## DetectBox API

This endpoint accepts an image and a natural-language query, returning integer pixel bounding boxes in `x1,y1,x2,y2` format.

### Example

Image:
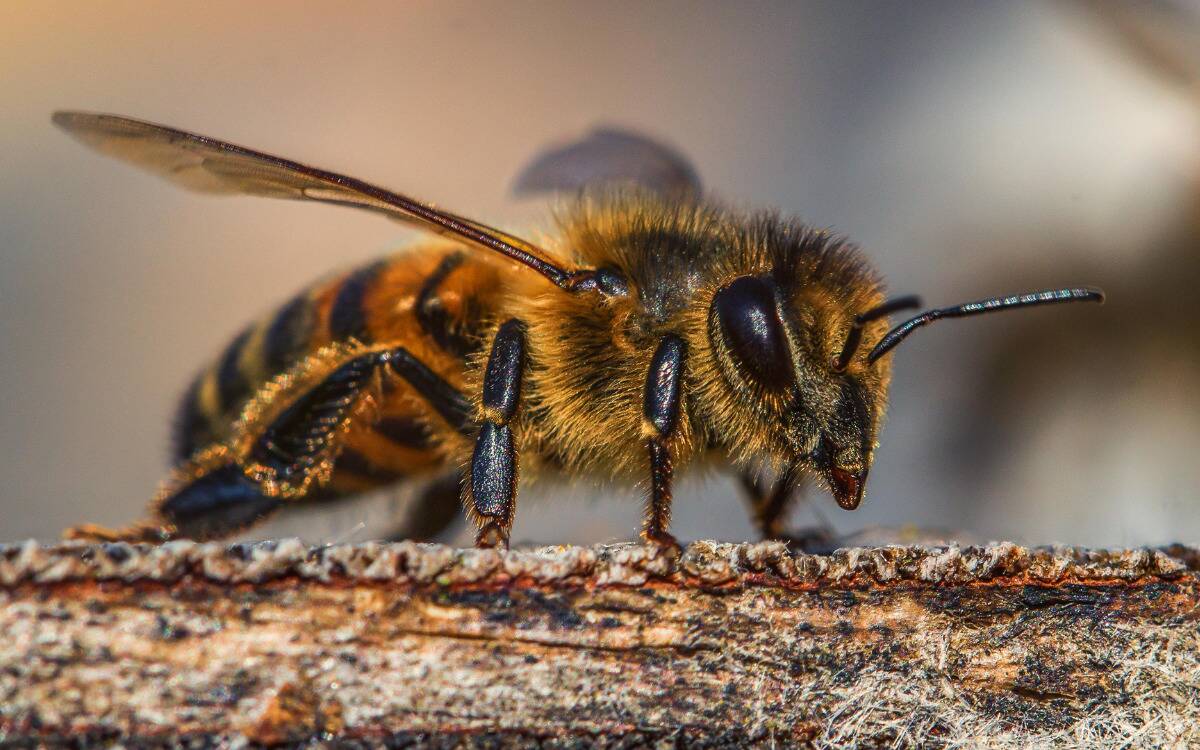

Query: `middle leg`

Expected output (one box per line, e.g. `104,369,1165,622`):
468,319,527,548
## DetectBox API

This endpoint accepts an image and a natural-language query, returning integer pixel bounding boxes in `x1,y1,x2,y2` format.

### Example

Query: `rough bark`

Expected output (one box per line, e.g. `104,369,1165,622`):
1,539,1197,748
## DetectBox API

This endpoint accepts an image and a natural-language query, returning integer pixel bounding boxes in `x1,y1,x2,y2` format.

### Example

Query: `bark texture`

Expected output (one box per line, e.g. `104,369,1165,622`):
1,539,1198,748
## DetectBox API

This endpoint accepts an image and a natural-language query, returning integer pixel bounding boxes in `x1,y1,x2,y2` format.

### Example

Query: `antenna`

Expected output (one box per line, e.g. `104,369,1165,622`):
867,287,1105,364
833,296,923,371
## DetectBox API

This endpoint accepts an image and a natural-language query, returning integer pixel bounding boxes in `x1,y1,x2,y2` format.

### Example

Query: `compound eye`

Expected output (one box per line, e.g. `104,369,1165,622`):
711,276,795,391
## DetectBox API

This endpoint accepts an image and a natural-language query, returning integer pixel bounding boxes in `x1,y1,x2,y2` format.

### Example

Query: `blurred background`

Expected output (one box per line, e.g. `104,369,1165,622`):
1,1,1197,547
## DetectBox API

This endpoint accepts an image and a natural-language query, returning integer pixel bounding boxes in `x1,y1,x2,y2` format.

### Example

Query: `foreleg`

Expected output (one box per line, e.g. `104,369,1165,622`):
738,466,798,540
737,467,838,551
641,335,687,549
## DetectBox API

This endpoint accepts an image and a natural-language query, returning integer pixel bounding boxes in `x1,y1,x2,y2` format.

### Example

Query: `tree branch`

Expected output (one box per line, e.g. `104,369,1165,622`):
1,539,1197,748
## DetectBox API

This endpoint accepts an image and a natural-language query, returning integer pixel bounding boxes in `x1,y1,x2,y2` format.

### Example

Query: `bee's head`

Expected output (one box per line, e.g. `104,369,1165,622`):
702,256,1102,511
706,273,904,510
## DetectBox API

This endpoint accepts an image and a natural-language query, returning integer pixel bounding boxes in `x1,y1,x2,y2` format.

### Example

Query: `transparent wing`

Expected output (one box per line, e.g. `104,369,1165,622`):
53,111,574,287
512,126,701,199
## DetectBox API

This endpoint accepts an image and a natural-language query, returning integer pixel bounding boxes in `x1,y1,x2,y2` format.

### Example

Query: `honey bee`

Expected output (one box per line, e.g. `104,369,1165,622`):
55,112,1104,549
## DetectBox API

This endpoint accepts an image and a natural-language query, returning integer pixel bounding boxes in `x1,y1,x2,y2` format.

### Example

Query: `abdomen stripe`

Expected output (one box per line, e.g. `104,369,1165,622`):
264,292,315,373
416,251,473,356
329,261,386,342
214,327,253,415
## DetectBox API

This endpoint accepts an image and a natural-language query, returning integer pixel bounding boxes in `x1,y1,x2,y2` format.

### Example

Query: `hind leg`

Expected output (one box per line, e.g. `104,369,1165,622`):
68,448,286,543
66,349,386,543
67,346,471,542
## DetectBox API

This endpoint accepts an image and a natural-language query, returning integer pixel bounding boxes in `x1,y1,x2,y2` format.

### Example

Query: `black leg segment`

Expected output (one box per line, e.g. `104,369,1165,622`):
646,438,675,544
643,336,686,436
482,319,526,422
387,349,474,434
470,319,527,547
160,345,470,541
471,422,516,518
251,345,472,485
250,350,386,482
642,335,687,548
159,463,283,540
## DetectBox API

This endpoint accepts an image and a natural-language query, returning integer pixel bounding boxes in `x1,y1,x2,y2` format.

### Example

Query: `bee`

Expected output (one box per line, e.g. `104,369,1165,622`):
55,112,1103,549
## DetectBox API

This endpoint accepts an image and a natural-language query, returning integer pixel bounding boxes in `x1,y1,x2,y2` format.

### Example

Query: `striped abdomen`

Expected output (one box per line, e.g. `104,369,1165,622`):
173,243,505,494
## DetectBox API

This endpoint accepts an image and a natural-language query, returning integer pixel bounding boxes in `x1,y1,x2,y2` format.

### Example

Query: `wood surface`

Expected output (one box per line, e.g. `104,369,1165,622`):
1,539,1197,748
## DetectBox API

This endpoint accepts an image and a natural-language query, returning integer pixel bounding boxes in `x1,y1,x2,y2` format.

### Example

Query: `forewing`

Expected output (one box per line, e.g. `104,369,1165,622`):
54,112,376,202
52,111,571,286
512,126,701,199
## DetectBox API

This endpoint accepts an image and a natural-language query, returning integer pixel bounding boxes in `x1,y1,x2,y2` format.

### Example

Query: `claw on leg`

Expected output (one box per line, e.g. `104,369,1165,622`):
474,521,511,550
642,527,683,557
774,527,841,555
469,319,526,552
63,521,174,544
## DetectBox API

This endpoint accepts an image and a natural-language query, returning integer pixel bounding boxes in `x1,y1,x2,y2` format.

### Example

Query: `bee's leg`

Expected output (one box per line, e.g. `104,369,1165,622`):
168,346,471,540
64,521,177,544
737,471,769,508
65,442,287,543
469,319,527,549
384,472,464,543
66,445,291,544
737,468,839,552
151,461,285,541
68,346,471,543
737,467,798,539
642,335,687,551
158,349,397,540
